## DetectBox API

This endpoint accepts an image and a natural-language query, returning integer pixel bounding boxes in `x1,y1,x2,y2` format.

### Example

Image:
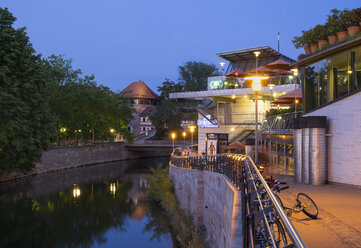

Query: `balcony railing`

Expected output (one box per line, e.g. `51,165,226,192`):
208,75,296,90
261,112,302,134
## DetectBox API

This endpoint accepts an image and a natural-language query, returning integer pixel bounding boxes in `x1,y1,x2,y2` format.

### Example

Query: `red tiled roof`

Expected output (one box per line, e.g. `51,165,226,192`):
139,105,156,117
121,81,160,99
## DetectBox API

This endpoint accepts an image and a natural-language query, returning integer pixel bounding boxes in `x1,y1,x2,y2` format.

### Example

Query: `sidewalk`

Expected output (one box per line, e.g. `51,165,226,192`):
269,172,361,248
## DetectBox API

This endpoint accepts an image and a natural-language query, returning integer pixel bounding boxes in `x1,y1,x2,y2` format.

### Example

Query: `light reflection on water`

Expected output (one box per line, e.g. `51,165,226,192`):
0,157,173,248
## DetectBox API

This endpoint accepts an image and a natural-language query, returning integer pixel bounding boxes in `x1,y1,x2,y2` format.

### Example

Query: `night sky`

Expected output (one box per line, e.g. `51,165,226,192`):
3,0,361,93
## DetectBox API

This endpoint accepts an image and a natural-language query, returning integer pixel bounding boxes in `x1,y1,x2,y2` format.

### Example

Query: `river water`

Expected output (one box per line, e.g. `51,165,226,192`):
0,157,173,248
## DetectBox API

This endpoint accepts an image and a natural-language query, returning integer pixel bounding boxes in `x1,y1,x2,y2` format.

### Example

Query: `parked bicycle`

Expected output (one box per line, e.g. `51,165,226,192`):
266,176,319,219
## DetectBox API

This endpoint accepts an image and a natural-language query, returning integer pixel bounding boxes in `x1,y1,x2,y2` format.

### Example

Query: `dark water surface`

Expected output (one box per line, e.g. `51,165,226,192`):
0,157,173,248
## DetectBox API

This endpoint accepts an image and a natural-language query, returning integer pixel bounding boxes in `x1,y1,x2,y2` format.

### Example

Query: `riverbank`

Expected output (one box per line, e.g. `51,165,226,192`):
0,142,171,183
145,166,204,248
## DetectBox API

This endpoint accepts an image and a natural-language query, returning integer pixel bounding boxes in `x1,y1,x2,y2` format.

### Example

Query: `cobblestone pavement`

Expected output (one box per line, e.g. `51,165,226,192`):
268,173,361,248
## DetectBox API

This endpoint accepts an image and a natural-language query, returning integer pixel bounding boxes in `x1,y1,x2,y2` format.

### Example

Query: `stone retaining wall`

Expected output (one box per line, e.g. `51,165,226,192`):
0,142,170,182
169,165,243,248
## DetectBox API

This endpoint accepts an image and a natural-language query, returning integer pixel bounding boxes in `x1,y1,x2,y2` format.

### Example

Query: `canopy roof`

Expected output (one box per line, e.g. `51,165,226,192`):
225,141,245,150
225,69,247,77
217,46,295,63
122,81,160,99
265,59,291,70
276,89,302,100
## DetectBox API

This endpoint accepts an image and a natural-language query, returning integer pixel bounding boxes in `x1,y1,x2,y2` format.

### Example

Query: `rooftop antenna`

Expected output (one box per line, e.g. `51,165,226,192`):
278,32,280,52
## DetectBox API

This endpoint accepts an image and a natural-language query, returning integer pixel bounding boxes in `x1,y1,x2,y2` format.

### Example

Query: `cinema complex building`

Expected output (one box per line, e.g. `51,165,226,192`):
170,37,361,187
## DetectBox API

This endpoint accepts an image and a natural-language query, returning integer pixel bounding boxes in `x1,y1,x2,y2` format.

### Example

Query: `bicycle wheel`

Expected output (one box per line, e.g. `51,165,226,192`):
296,193,318,219
270,218,288,248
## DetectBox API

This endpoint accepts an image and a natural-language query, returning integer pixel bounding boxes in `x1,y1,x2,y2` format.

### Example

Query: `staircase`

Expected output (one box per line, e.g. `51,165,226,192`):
229,128,254,144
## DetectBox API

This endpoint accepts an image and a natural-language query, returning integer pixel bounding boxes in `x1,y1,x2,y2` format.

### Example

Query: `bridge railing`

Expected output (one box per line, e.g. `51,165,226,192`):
169,153,306,248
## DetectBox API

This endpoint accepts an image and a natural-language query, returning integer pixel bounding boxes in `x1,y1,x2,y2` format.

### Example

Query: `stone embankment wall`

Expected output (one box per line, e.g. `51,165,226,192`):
0,142,170,182
169,165,243,248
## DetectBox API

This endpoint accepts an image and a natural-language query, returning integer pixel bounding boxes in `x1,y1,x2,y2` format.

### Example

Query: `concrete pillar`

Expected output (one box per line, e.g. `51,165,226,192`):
309,128,326,185
302,128,310,184
283,141,287,174
294,129,302,183
245,145,253,158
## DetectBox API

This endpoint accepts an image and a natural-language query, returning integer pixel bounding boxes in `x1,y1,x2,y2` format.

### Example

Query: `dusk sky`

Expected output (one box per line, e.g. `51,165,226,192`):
3,0,361,93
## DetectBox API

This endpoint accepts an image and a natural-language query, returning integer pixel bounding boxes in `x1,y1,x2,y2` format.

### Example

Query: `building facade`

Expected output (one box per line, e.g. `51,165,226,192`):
292,37,361,186
121,81,160,137
170,46,298,158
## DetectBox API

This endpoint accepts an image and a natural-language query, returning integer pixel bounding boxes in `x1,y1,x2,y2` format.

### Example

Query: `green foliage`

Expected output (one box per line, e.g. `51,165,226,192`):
0,8,56,173
341,8,360,27
157,78,183,99
145,165,204,248
178,61,219,91
265,103,302,118
292,29,313,48
327,9,347,33
311,24,328,42
44,55,134,144
149,100,182,139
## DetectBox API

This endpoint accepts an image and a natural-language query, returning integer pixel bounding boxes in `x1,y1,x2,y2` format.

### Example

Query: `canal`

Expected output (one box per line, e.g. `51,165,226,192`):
0,157,173,248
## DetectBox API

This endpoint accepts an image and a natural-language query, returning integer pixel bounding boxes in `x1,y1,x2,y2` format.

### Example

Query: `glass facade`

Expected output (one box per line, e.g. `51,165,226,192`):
304,44,361,112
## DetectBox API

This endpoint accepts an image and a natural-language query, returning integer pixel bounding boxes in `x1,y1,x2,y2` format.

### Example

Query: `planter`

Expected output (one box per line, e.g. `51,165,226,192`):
347,26,361,36
328,35,338,44
337,31,348,41
304,45,311,55
310,43,319,53
318,40,328,50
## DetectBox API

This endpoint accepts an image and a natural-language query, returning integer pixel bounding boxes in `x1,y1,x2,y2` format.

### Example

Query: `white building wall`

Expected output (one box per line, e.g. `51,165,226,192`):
197,96,271,154
304,91,361,186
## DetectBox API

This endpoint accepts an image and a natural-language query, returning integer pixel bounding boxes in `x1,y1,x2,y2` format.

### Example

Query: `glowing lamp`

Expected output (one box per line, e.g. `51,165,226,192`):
182,131,186,137
171,132,176,139
291,68,299,76
244,76,268,92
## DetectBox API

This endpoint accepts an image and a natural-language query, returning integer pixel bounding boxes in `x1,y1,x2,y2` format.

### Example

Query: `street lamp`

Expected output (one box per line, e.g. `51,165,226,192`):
291,68,299,117
171,132,176,150
182,131,186,144
189,126,195,145
220,62,225,74
244,75,269,164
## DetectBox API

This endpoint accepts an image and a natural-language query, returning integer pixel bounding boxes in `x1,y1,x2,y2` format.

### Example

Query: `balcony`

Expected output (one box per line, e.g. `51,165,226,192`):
207,75,296,90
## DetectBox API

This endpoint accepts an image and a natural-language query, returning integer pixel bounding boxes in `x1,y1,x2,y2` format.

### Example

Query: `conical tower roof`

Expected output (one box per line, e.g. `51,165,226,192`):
121,81,159,99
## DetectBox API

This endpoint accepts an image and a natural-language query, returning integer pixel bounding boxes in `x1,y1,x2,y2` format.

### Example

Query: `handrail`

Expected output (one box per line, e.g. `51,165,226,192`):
169,152,306,248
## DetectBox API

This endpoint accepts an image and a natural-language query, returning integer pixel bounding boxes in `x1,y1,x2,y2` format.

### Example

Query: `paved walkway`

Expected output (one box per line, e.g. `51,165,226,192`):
266,172,361,248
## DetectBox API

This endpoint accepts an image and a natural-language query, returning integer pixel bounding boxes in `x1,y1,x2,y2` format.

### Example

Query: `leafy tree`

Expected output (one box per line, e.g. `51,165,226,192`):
43,55,134,144
178,61,219,91
0,8,56,173
149,100,182,138
157,78,183,99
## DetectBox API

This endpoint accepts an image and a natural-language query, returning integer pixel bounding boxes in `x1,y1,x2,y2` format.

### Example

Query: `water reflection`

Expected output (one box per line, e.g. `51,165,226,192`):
0,158,172,248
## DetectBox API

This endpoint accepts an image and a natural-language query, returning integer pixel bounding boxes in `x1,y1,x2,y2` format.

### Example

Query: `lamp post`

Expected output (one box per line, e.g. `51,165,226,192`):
171,132,176,150
245,74,268,164
220,62,225,74
182,131,186,144
268,83,275,107
189,126,195,145
291,69,299,117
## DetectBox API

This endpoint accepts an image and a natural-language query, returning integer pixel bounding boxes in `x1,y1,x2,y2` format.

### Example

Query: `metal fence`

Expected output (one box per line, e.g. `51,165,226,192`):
170,153,306,248
261,112,302,135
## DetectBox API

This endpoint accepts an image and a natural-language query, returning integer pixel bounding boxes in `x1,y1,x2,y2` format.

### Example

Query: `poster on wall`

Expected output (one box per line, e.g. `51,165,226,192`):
217,134,229,153
206,133,218,155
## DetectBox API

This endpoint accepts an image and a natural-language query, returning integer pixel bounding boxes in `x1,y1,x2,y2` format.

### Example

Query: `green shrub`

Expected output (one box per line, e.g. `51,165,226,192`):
145,165,204,248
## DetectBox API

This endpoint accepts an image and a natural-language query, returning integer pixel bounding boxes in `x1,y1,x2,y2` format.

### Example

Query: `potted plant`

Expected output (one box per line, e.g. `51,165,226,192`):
353,8,361,27
327,9,348,41
292,29,312,55
312,24,329,50
325,19,338,44
341,9,361,36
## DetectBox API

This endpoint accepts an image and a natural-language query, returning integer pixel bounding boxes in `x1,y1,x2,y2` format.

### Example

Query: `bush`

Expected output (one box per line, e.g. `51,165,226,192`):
145,165,204,248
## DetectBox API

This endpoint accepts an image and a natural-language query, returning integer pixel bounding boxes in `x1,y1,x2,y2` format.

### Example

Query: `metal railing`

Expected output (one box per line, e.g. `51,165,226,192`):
261,112,302,135
169,152,306,248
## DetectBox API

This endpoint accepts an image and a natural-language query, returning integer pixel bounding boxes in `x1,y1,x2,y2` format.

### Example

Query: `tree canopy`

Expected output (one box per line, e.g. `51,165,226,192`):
178,61,219,91
0,8,55,173
44,55,134,144
0,8,134,173
149,100,182,139
157,78,183,99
